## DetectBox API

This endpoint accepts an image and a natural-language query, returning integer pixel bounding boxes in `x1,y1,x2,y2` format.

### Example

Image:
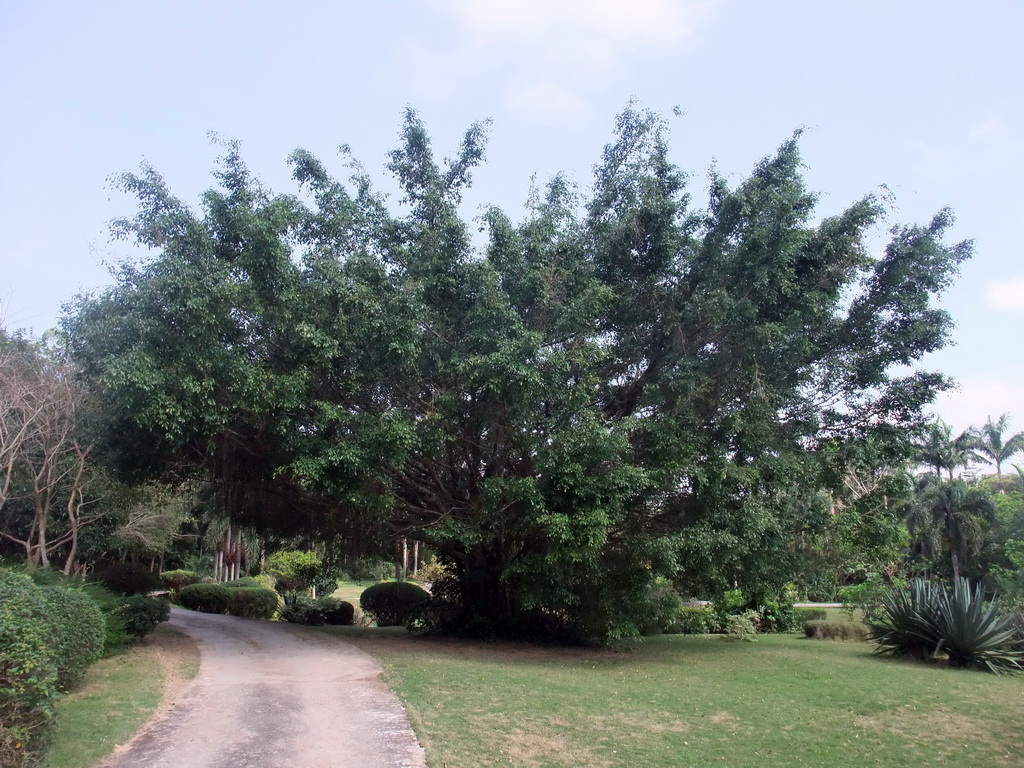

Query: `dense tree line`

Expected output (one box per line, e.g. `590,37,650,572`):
61,107,970,639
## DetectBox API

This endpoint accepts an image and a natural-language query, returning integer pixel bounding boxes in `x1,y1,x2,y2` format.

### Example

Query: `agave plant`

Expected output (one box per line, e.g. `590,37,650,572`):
868,578,1024,674
868,578,942,660
931,578,1024,674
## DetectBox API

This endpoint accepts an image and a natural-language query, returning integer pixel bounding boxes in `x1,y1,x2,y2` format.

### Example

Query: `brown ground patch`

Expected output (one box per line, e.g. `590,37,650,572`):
855,706,1020,767
145,626,200,712
496,728,612,768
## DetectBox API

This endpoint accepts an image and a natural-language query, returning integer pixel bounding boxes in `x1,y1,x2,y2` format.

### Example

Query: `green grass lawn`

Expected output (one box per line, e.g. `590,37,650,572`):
330,579,374,606
42,626,199,768
329,629,1024,768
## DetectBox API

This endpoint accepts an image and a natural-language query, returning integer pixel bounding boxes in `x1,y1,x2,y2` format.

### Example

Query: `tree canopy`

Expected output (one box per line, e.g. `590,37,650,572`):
63,107,971,640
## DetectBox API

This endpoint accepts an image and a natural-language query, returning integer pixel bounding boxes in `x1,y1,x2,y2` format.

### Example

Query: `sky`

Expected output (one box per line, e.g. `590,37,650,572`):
1,0,1021,440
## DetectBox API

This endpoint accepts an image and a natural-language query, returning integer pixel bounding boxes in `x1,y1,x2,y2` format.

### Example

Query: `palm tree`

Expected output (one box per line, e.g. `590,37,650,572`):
975,413,1024,477
915,418,980,480
905,475,995,581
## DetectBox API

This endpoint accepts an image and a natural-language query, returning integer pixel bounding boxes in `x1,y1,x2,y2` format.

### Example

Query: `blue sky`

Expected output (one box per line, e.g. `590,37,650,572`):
1,0,1021,439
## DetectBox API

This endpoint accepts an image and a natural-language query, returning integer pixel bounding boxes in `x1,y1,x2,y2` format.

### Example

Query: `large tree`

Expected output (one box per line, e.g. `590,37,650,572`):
65,108,970,640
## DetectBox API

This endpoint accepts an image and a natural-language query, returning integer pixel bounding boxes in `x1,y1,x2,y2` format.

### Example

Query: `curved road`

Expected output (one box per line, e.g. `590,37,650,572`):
103,607,427,768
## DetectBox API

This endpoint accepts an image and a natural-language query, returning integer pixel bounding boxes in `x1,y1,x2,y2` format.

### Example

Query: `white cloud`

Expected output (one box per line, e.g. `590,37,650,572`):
987,277,1024,312
414,0,721,118
507,82,592,122
442,0,714,55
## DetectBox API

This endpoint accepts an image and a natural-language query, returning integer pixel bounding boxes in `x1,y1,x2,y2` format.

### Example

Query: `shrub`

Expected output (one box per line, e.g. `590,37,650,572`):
160,569,199,592
80,582,131,653
118,595,170,638
40,586,105,690
756,598,799,633
804,620,869,641
95,562,160,596
267,550,322,594
178,583,231,614
280,596,355,626
360,581,431,627
0,569,58,766
638,578,684,635
840,573,901,623
414,557,449,587
797,607,829,622
226,587,280,620
869,577,1024,674
725,611,759,641
671,606,718,634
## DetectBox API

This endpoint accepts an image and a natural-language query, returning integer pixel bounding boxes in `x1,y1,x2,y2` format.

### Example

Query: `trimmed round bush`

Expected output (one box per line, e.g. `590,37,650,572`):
178,583,231,614
316,597,355,625
226,587,281,619
118,595,171,638
160,569,199,592
95,562,160,596
40,586,105,690
360,581,430,627
0,569,59,766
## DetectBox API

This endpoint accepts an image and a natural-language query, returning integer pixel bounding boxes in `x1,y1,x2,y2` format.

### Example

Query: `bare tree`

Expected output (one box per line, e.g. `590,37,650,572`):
0,334,100,571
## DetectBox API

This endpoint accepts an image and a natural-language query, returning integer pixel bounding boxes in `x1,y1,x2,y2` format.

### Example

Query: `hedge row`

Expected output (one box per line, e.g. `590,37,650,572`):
177,583,280,619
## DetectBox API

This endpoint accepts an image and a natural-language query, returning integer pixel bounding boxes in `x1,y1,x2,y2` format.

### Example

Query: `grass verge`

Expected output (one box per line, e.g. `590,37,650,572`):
42,626,199,768
329,629,1023,768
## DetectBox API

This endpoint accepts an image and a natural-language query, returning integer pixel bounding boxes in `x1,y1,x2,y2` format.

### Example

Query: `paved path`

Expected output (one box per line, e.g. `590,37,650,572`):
103,607,426,768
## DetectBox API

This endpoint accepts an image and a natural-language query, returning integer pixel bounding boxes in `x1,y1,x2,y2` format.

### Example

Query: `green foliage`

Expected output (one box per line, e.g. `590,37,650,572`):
360,582,431,627
279,596,355,626
177,582,231,614
638,578,684,635
903,477,995,581
266,550,323,594
725,611,759,641
0,569,59,765
803,620,869,641
869,578,1024,673
78,582,131,653
414,557,449,586
116,595,170,638
990,539,1024,607
225,587,280,619
839,573,902,623
159,569,199,591
221,576,262,588
65,107,971,642
39,586,105,690
797,607,829,622
671,606,718,634
337,558,394,584
755,597,800,633
94,562,160,596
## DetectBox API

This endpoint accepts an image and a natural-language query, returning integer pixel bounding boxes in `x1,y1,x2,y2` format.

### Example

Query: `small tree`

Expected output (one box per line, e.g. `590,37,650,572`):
905,476,995,581
0,333,101,572
976,414,1024,478
266,549,322,596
